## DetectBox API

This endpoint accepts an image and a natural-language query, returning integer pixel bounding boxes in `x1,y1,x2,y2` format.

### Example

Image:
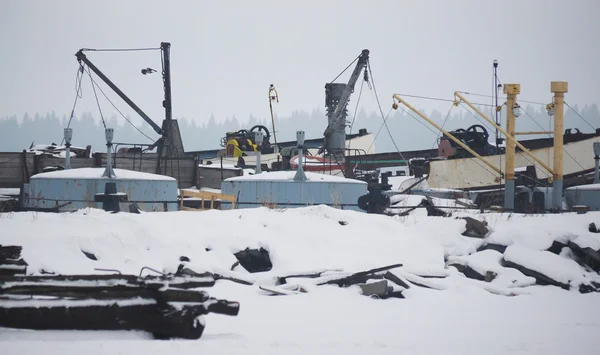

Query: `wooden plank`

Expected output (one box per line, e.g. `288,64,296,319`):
0,152,36,188
179,189,236,211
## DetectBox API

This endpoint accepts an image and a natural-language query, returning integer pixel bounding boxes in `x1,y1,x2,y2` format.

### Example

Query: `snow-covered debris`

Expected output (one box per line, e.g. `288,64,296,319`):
503,244,592,289
447,249,536,288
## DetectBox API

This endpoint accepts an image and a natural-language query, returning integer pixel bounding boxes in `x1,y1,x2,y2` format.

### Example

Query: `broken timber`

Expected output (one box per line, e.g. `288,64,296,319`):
0,273,240,339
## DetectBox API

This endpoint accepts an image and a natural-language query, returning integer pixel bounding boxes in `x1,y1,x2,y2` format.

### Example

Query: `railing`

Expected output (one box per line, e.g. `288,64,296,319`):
179,189,236,211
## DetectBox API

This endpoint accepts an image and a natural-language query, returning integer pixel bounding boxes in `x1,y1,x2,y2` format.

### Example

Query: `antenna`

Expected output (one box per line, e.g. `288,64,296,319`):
493,60,501,152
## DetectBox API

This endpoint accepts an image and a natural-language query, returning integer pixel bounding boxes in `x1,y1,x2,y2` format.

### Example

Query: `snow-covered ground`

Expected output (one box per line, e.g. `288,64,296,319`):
1,207,600,354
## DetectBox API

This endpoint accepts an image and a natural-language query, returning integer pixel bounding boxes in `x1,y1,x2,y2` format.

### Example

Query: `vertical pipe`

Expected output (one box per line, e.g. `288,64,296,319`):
65,145,71,170
594,157,599,184
256,151,262,174
594,142,600,184
103,128,115,178
64,128,73,170
493,60,500,152
551,82,568,211
503,84,520,212
294,131,307,181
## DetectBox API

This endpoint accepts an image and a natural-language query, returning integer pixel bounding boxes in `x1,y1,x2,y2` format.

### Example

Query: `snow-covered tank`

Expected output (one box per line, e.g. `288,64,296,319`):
220,131,368,211
23,128,178,212
24,168,178,212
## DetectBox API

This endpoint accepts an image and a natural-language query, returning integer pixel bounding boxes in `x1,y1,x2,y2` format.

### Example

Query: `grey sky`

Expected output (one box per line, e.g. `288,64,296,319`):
1,0,598,128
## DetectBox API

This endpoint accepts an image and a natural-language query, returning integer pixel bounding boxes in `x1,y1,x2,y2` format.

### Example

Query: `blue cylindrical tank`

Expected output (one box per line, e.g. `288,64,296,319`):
221,171,368,211
565,184,600,211
25,168,178,212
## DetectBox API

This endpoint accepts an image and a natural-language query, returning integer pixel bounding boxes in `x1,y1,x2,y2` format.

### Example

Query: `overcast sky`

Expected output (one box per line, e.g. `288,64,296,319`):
1,0,598,128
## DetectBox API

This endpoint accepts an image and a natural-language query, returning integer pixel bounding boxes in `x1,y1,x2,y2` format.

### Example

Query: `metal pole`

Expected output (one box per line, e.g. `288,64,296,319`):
161,42,172,123
594,142,600,184
551,82,568,211
64,128,73,170
103,128,115,178
256,152,262,174
595,157,599,184
268,84,279,146
493,60,499,152
393,94,502,175
294,131,307,181
503,84,520,212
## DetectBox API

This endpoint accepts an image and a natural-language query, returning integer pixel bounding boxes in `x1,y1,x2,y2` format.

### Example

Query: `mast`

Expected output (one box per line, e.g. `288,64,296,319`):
493,60,500,153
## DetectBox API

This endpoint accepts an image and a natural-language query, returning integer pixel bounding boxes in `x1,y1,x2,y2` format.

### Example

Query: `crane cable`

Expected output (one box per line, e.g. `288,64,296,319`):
430,104,455,149
565,101,596,131
86,70,154,142
87,67,107,129
366,61,406,162
60,65,85,145
397,105,500,180
329,55,360,84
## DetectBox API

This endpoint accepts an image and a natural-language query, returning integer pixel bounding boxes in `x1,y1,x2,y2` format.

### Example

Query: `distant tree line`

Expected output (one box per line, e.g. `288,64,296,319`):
0,103,598,154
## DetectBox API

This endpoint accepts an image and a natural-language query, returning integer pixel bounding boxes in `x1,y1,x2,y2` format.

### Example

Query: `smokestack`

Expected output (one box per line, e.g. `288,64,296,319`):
64,128,73,170
294,130,307,181
102,128,115,178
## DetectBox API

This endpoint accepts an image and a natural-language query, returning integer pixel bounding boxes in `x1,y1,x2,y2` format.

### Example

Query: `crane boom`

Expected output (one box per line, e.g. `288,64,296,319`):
323,49,370,155
75,50,164,136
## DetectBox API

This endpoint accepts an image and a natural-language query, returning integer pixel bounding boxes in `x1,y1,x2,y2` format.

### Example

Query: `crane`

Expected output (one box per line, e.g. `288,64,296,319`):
75,42,184,174
322,49,370,157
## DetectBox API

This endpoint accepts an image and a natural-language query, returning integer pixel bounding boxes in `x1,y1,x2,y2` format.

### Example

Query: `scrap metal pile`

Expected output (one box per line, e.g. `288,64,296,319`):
0,270,239,340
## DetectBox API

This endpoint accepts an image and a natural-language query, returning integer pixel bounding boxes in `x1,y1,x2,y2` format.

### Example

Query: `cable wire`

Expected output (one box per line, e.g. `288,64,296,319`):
60,65,85,145
80,47,160,52
367,61,405,161
86,70,155,142
392,93,494,107
398,106,500,179
564,101,596,131
521,108,585,172
431,105,454,149
329,55,360,83
458,91,545,105
87,67,107,129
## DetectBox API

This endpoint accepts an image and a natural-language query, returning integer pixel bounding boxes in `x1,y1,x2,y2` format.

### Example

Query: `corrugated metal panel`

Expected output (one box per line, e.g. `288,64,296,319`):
221,180,367,211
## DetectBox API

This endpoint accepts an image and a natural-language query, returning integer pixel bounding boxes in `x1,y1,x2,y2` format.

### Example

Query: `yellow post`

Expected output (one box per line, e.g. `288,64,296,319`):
551,81,568,211
392,94,502,176
454,92,554,175
503,84,520,211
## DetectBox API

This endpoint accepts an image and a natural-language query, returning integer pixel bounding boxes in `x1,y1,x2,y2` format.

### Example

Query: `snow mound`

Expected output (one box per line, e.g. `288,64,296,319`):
447,250,536,288
503,244,591,288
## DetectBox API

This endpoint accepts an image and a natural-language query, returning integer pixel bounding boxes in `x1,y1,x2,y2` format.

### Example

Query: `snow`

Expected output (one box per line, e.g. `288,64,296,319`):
567,183,600,191
225,170,367,184
572,234,600,250
485,213,585,250
199,163,241,170
447,249,536,288
503,244,590,286
30,168,176,181
1,208,600,353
